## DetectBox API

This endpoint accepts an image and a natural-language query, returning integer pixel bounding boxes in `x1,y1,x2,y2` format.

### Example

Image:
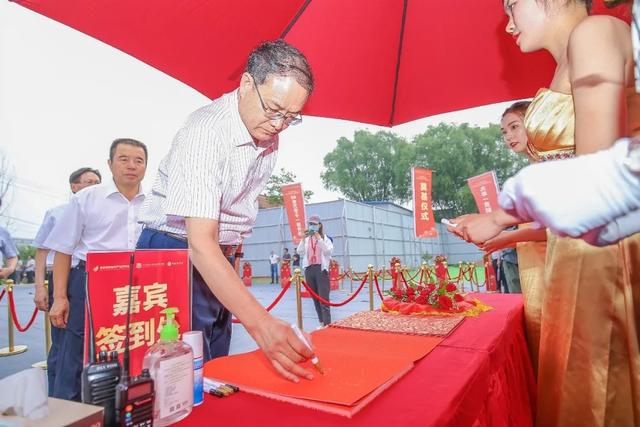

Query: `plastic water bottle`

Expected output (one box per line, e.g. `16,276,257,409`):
182,330,204,406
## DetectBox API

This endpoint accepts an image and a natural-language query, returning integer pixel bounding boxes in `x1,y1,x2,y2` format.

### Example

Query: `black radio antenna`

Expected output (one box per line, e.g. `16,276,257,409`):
122,252,135,381
85,270,96,362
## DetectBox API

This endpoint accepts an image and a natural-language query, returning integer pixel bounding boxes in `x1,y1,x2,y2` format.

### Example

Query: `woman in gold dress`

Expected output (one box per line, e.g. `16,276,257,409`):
455,0,640,425
483,101,548,375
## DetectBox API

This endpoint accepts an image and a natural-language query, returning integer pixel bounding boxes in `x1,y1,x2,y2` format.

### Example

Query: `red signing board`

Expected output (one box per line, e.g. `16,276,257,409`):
85,250,191,376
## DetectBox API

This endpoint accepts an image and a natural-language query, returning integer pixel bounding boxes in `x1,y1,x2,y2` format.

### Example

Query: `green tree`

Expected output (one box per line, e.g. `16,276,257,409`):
321,130,415,203
262,168,313,205
413,123,528,219
18,245,36,260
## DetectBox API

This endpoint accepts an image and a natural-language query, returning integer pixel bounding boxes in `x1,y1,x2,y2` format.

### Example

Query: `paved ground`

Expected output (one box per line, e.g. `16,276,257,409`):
0,274,484,380
0,278,387,380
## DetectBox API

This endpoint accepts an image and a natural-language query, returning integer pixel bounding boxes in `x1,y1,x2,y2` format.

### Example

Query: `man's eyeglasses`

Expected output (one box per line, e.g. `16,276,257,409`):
251,75,303,126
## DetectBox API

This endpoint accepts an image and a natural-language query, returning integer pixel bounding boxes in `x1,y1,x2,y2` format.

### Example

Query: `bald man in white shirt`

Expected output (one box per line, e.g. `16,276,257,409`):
45,139,147,400
32,166,101,395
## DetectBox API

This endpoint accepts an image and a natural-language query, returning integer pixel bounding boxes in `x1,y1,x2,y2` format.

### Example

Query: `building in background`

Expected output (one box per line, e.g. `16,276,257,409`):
243,199,482,277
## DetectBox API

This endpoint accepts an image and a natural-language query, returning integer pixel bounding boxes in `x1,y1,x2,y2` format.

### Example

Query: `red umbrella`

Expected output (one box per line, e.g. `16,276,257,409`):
11,0,630,126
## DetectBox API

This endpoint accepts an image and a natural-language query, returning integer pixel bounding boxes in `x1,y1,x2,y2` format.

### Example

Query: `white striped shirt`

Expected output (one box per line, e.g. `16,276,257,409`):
139,90,278,245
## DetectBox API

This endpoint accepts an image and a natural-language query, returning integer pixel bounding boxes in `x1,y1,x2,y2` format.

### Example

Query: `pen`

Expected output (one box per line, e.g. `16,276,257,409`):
291,324,324,375
204,378,240,396
441,218,457,228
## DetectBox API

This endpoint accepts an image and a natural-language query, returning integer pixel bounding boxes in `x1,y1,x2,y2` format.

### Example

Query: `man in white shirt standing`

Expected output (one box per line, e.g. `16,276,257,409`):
138,40,316,382
32,166,101,395
269,250,281,284
0,198,18,282
45,139,147,400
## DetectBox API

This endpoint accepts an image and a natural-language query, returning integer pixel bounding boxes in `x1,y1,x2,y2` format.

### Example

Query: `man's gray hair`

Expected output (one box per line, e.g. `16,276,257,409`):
246,40,314,93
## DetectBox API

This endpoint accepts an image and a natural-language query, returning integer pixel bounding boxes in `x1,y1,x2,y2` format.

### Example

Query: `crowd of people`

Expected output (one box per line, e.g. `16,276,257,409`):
0,0,638,425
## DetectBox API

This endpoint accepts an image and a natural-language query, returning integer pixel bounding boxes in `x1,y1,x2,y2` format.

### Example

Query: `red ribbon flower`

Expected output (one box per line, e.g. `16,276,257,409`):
438,295,453,310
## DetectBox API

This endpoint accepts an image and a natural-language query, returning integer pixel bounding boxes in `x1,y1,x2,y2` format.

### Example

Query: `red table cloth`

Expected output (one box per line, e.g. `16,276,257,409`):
176,293,535,426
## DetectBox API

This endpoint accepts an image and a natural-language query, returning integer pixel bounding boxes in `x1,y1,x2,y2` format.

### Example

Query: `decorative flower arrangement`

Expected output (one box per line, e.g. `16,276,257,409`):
381,279,491,317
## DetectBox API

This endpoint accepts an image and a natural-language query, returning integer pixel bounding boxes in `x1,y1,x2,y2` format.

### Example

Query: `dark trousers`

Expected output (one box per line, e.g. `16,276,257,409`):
492,259,509,294
50,264,86,401
304,264,331,325
502,261,521,294
46,271,63,396
137,228,232,361
270,263,279,283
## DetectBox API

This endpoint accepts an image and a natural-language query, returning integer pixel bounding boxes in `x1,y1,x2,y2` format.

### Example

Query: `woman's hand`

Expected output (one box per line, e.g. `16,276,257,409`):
478,231,516,253
447,213,506,244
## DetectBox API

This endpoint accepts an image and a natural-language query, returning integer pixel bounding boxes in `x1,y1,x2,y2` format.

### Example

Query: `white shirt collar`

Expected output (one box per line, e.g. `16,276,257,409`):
103,178,144,200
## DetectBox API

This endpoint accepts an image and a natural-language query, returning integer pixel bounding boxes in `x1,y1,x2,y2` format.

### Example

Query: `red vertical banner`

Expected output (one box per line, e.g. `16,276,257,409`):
412,167,438,238
282,183,306,245
85,250,191,376
467,171,500,214
483,254,498,292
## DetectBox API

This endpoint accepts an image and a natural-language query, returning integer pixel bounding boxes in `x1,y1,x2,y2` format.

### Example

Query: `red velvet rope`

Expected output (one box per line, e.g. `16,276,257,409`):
348,271,365,281
300,274,368,307
231,282,292,324
8,291,39,332
0,288,5,303
337,272,350,280
405,270,421,282
425,268,434,281
265,282,291,312
400,270,409,287
376,270,393,280
373,275,385,300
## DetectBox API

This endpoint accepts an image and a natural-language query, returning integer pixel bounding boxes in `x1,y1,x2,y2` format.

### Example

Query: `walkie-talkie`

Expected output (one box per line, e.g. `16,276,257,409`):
115,253,155,427
82,271,121,427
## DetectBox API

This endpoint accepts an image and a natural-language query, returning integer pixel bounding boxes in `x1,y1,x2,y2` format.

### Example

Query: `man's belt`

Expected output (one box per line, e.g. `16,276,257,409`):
219,244,240,258
153,229,241,257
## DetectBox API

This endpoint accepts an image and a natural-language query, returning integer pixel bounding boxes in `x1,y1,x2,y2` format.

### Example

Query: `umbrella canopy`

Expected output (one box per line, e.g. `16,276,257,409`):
11,0,630,126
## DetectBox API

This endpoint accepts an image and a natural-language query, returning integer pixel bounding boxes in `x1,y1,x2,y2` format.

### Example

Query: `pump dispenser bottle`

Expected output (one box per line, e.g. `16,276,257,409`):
142,308,194,426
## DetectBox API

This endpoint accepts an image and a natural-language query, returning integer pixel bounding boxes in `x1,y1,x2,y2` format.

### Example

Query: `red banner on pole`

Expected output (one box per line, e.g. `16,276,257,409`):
467,171,500,214
412,167,438,238
85,250,191,376
282,182,306,245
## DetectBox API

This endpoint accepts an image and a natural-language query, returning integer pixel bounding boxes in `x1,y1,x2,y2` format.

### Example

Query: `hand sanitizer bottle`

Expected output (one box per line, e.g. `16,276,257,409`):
142,308,194,426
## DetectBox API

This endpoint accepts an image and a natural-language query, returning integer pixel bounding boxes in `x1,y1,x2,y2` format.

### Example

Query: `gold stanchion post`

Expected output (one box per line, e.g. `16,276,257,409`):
0,280,28,357
367,265,374,311
380,266,386,292
293,268,303,330
32,280,52,369
393,262,400,290
349,268,354,294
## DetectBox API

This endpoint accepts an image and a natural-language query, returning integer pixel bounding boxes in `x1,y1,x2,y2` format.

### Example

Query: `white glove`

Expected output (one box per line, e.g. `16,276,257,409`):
594,209,640,246
499,138,640,240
